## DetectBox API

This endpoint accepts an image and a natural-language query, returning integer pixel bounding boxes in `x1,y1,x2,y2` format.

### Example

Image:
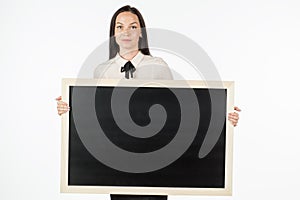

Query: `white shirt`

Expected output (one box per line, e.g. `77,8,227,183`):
94,51,173,80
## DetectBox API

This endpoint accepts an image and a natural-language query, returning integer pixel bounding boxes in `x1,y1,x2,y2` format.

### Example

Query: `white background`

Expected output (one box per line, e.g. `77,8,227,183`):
1,0,300,199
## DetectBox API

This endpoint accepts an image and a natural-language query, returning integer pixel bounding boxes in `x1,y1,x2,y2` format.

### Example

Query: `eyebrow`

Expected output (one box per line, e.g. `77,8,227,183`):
116,22,138,25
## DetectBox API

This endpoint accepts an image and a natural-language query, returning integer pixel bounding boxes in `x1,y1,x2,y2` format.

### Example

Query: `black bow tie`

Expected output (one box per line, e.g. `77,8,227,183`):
121,61,136,79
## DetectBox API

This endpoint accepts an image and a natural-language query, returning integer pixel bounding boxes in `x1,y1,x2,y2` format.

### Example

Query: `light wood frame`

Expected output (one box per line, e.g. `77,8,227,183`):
60,78,234,196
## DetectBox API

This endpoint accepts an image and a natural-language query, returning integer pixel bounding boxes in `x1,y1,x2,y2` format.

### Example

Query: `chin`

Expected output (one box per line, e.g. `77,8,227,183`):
121,45,138,52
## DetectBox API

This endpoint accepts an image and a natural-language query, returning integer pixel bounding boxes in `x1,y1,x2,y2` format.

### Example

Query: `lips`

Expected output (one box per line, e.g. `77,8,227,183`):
121,39,132,42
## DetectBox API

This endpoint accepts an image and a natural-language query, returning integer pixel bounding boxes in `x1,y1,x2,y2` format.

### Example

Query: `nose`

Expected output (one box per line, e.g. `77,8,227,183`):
122,27,131,36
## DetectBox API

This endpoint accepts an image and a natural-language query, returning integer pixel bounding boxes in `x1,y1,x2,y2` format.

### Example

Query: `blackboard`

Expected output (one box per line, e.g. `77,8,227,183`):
60,79,234,196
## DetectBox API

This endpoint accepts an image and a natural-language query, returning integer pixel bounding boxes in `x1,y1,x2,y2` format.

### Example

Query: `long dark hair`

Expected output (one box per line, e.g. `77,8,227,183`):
109,5,151,59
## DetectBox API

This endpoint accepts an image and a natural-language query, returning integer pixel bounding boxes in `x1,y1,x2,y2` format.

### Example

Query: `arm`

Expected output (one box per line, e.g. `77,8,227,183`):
154,57,174,80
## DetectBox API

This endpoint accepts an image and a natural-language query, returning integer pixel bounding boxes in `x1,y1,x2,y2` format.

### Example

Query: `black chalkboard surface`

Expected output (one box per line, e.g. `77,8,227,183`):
60,79,234,196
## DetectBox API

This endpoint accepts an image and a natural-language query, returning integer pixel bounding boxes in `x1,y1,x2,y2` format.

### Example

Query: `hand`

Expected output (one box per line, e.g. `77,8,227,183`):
228,106,241,127
56,96,70,116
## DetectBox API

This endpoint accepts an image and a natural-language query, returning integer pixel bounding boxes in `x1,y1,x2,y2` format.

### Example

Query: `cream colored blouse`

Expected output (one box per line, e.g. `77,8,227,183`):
94,51,173,80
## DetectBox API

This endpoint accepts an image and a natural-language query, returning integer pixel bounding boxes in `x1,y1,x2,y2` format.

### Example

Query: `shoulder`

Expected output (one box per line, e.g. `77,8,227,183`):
138,55,173,80
141,55,169,67
93,58,115,78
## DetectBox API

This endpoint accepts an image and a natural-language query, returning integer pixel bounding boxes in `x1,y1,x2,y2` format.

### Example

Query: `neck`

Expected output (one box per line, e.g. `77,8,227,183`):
119,49,139,60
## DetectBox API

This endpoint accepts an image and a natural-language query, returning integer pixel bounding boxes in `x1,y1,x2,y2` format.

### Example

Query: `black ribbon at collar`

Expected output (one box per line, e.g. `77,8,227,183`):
121,61,136,79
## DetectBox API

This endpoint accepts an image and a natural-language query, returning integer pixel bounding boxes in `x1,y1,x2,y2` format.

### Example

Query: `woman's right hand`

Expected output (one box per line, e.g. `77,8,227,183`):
56,96,70,116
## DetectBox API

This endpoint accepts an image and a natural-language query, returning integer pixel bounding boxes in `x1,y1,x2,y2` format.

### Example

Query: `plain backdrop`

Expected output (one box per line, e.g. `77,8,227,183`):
1,0,300,199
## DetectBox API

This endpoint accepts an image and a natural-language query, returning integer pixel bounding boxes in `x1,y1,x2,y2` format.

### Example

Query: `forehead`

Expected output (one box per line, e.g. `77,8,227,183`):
115,12,140,24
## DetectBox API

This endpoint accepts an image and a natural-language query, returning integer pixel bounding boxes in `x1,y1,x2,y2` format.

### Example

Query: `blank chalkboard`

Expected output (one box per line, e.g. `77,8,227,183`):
60,79,234,196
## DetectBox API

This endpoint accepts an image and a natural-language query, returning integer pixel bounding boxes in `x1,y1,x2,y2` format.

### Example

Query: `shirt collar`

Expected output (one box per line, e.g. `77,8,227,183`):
115,51,144,67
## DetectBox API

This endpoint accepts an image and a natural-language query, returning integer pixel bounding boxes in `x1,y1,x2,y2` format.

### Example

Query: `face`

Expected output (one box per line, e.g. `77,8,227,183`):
114,12,142,53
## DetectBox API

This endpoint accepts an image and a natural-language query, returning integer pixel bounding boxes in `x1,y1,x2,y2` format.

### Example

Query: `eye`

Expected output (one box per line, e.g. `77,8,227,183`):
131,26,137,29
116,25,122,30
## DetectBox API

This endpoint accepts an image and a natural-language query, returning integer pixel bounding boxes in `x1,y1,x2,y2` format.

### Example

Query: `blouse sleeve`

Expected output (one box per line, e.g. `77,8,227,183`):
153,57,174,80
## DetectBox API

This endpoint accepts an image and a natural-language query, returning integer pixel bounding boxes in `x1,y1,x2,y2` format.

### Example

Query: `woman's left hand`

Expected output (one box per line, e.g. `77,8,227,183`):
228,106,241,127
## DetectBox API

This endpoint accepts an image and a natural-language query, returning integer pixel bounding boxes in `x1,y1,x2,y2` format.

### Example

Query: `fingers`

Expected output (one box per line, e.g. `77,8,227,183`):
228,112,239,127
57,103,70,115
56,96,70,116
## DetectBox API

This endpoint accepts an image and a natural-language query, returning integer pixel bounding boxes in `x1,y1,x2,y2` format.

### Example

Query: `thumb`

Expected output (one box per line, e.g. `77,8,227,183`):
55,96,62,101
234,106,241,112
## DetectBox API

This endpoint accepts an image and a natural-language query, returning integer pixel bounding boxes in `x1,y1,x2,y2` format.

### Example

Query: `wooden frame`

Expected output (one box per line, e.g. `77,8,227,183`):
60,78,234,196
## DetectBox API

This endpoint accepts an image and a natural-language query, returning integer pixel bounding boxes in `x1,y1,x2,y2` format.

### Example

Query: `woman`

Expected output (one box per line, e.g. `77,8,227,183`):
56,5,241,126
93,5,173,80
